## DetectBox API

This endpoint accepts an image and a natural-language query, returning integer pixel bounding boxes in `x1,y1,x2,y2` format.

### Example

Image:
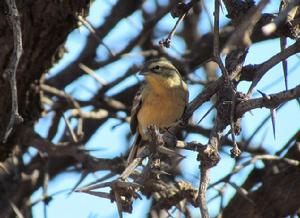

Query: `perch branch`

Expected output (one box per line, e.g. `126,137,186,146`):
247,40,300,97
238,84,300,117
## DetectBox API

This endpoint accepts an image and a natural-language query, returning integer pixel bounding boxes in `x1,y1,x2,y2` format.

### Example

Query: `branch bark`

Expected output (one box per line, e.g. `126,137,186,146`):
3,0,23,143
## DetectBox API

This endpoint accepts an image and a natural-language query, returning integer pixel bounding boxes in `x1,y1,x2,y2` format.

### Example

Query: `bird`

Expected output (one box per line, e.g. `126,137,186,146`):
128,58,189,163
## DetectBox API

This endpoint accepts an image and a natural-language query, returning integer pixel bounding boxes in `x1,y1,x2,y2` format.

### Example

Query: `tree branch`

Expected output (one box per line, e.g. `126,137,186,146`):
237,84,300,117
3,0,23,143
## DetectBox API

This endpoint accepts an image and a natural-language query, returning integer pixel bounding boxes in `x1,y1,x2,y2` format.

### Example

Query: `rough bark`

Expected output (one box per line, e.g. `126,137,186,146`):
0,1,89,217
0,0,90,160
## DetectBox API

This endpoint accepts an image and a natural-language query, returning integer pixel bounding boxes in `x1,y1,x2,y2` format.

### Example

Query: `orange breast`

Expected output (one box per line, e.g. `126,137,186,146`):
137,88,186,139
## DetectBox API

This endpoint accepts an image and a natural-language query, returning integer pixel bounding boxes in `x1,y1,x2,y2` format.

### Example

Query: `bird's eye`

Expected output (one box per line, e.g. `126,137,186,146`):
151,65,160,72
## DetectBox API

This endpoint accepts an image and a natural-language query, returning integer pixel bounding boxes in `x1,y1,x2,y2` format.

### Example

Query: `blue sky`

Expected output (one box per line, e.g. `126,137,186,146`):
31,0,300,217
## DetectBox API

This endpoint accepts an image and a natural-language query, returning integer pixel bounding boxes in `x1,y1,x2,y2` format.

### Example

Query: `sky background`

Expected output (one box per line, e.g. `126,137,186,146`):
29,0,300,217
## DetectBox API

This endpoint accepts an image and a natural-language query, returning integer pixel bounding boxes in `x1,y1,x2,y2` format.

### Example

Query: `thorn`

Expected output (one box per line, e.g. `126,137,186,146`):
280,37,288,91
68,171,89,195
197,104,215,124
76,190,111,200
257,90,270,99
257,90,276,140
75,181,113,192
271,108,276,140
78,147,106,152
157,146,185,158
79,172,116,189
133,191,143,200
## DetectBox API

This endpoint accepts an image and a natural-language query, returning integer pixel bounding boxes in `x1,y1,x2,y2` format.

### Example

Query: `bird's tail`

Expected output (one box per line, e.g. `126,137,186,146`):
127,134,142,164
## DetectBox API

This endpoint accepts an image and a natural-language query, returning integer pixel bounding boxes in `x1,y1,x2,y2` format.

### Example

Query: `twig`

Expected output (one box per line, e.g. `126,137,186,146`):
62,114,78,143
41,84,85,140
40,84,81,109
71,109,126,121
197,119,222,217
254,154,299,166
198,166,210,218
77,15,114,57
160,1,199,48
3,0,24,143
79,63,107,86
120,150,146,180
159,11,187,48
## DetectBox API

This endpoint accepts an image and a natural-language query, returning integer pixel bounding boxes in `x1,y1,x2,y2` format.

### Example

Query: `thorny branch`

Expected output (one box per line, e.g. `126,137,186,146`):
238,84,300,116
198,165,210,218
247,39,300,96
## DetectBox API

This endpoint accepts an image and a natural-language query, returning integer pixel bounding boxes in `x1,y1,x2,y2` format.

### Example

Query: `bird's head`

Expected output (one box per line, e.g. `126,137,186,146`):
140,59,182,88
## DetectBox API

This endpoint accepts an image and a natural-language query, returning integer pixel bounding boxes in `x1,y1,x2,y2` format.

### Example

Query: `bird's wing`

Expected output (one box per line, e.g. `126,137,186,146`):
130,85,143,134
128,85,144,163
183,81,189,112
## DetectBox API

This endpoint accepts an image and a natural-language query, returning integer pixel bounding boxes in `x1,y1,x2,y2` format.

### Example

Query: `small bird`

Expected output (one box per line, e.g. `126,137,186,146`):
128,58,189,162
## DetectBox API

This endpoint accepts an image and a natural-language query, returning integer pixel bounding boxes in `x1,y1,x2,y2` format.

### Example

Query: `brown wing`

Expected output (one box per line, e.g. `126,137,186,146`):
182,80,189,114
130,85,143,134
128,85,144,163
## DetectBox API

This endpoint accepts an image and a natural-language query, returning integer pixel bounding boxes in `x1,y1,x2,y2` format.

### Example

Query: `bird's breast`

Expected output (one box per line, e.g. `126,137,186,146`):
137,88,186,139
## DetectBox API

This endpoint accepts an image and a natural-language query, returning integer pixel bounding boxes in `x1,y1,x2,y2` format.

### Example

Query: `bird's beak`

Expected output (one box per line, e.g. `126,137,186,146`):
139,71,150,76
138,67,150,76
